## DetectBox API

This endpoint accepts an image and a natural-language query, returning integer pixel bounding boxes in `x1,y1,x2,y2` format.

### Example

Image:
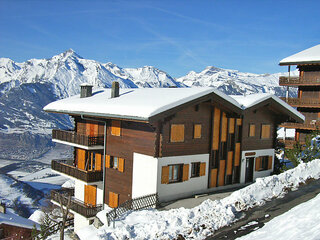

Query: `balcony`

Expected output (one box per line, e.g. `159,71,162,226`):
52,159,103,182
52,129,104,149
51,189,103,218
280,121,320,131
280,97,320,108
279,73,320,86
278,139,305,149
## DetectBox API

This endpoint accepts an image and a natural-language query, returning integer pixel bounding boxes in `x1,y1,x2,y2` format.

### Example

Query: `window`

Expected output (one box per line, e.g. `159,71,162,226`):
249,124,255,137
193,124,202,139
169,164,183,183
111,120,121,136
191,162,201,178
110,156,118,169
109,191,119,208
106,155,125,172
261,124,271,139
255,156,272,171
170,124,185,142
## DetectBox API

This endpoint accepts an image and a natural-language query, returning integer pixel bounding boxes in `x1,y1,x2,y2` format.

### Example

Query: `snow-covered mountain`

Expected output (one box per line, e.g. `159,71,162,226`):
0,50,296,159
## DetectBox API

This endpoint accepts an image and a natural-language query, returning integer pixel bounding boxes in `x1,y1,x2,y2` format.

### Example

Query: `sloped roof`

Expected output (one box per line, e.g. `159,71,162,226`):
279,44,320,66
231,93,305,123
0,209,40,230
44,87,242,121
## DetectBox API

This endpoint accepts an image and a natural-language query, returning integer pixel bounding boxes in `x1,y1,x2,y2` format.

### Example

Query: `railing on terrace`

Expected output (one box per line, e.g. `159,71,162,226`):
51,189,103,218
279,76,320,86
52,129,104,146
280,97,320,108
51,159,103,182
106,193,159,226
280,121,320,130
278,139,305,149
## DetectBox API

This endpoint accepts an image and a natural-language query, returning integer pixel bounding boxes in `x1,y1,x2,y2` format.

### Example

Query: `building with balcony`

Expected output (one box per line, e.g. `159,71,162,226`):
279,44,320,147
44,83,303,232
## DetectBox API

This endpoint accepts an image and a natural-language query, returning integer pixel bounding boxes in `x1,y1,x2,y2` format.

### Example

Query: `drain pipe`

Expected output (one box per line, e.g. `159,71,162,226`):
81,115,107,210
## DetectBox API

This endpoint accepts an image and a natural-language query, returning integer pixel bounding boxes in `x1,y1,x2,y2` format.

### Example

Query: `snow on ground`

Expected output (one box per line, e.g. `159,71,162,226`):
237,192,320,240
29,209,46,224
77,159,320,240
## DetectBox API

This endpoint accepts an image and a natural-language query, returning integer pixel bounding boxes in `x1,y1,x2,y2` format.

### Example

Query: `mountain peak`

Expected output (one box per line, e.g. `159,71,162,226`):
55,49,83,60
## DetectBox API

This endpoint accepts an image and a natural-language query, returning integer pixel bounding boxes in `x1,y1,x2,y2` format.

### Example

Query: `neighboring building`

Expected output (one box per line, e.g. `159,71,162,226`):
44,84,303,232
279,44,320,148
0,203,39,239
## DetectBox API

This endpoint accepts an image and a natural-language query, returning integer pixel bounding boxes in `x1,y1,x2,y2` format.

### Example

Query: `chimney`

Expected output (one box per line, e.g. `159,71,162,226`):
80,83,93,98
111,81,119,98
0,202,6,214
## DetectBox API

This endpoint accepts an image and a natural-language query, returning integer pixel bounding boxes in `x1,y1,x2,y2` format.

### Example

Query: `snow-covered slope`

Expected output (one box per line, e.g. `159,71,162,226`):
176,66,298,96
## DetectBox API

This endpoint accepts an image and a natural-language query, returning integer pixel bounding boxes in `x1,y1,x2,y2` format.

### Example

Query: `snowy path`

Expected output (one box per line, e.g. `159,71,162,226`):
208,178,320,239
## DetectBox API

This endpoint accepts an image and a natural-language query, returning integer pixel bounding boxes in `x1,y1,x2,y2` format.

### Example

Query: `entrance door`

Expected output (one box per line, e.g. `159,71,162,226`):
245,157,254,183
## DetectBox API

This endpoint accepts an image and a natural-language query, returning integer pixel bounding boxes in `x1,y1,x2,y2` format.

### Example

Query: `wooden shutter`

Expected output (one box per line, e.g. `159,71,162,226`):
111,120,121,136
170,124,185,142
109,192,119,208
227,151,233,175
234,143,241,166
229,118,235,134
193,124,202,139
199,162,206,176
182,164,189,181
84,185,97,206
218,160,225,186
261,124,271,139
212,107,221,150
249,124,255,137
95,153,102,171
268,156,273,169
255,157,261,171
221,112,228,142
118,158,125,172
77,149,86,170
161,166,169,184
236,118,242,126
210,169,218,188
105,155,111,168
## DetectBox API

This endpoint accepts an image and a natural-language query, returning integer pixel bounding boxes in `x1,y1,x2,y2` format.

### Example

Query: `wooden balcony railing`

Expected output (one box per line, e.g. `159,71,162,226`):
280,97,320,108
278,139,305,149
51,159,103,182
52,129,104,147
51,189,103,218
279,75,320,86
280,121,320,130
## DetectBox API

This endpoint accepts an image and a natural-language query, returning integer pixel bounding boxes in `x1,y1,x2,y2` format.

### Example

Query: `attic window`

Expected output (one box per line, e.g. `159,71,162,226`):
170,124,185,142
249,124,255,137
261,124,271,139
111,120,121,136
193,124,202,139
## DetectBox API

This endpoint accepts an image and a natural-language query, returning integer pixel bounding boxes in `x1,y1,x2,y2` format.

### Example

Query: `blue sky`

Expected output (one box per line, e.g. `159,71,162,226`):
0,0,320,77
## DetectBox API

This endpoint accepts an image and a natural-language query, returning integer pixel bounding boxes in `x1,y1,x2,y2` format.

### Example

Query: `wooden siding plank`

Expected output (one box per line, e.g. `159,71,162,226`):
210,168,218,188
221,112,228,142
118,158,125,172
255,157,261,171
182,164,189,181
229,118,235,134
161,166,169,184
268,156,273,169
227,151,233,175
170,124,185,142
234,143,241,166
111,120,121,136
194,124,202,139
200,162,206,176
212,107,221,150
218,160,225,186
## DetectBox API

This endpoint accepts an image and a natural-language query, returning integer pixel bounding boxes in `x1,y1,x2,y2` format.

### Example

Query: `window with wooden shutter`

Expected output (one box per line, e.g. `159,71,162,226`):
109,191,119,208
105,155,111,168
84,185,97,206
255,157,261,171
182,164,189,181
268,156,273,169
199,162,206,176
249,124,255,137
118,158,125,172
261,124,271,139
161,166,169,184
77,149,86,170
193,124,202,139
111,120,121,136
191,162,200,178
170,124,185,142
95,153,102,171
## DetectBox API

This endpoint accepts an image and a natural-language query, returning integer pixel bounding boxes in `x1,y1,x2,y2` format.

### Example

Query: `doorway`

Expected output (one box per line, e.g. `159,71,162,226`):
245,157,254,183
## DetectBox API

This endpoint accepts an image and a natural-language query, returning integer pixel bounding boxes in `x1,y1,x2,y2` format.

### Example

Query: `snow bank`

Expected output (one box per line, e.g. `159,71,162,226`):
77,159,320,240
29,209,46,224
62,179,75,189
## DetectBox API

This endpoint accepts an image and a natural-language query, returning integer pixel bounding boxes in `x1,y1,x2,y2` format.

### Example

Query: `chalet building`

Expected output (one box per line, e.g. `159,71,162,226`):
279,44,320,148
44,83,303,232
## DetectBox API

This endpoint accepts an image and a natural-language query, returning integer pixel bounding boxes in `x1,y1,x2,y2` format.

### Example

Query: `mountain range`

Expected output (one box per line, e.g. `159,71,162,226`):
0,49,297,159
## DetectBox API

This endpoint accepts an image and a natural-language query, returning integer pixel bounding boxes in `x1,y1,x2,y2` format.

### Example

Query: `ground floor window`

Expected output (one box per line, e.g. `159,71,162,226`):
169,164,183,183
191,162,201,178
256,155,270,171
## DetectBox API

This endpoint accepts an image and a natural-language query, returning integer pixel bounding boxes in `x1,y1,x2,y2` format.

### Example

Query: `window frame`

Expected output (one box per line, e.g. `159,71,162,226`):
168,164,183,183
256,156,269,171
110,156,119,169
191,162,201,178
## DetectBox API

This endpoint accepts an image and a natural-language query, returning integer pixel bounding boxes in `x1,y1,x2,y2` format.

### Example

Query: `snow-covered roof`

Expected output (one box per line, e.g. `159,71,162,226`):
230,93,305,122
44,87,242,121
0,209,40,230
280,44,320,65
